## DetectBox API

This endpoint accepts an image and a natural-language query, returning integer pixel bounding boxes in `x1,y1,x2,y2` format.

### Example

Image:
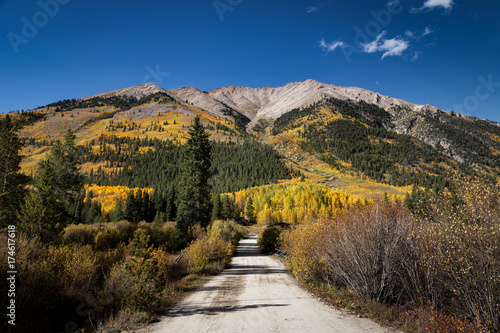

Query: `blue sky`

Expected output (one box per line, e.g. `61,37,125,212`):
1,0,499,122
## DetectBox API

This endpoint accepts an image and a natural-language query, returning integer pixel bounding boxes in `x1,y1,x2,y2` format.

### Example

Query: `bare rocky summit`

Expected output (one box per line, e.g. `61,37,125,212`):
166,86,228,118
81,82,168,100
81,80,449,131
184,79,445,130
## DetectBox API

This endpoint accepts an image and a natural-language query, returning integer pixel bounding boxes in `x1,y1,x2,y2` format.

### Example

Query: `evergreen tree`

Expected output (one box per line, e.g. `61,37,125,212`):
112,196,124,222
17,160,64,242
383,192,389,204
176,116,212,242
49,130,84,206
165,186,177,221
140,190,153,222
211,194,221,221
245,197,254,222
85,201,102,224
221,194,232,220
124,191,140,223
0,115,28,228
153,191,166,216
153,211,166,225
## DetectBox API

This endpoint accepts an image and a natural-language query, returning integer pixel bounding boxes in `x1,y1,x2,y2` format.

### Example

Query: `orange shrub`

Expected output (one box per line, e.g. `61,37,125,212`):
281,219,331,283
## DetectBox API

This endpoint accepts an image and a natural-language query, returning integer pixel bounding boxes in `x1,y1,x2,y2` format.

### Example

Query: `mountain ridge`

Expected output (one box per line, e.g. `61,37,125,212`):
79,79,486,128
4,78,500,199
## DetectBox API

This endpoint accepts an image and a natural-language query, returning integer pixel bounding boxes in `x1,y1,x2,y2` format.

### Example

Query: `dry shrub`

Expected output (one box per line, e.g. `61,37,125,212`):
413,179,500,331
62,221,180,251
406,304,482,333
284,178,500,332
150,247,185,282
62,221,135,249
150,223,176,250
98,308,151,333
61,223,95,245
0,236,105,332
281,218,331,283
51,245,98,300
1,221,190,332
185,224,234,273
321,203,413,303
210,220,248,245
105,257,164,314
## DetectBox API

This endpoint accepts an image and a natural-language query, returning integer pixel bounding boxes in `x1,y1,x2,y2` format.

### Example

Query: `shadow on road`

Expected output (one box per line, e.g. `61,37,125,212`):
166,303,290,317
223,264,288,276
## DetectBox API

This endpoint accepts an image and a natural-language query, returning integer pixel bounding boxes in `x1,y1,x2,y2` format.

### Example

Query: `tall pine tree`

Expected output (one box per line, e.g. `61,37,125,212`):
18,160,65,242
50,130,84,206
221,194,232,220
111,196,124,222
176,115,211,242
0,115,28,229
165,186,177,221
18,129,84,241
211,193,221,221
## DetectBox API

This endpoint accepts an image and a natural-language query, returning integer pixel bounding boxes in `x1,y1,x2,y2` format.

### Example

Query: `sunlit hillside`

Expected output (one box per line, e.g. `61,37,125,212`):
8,96,247,175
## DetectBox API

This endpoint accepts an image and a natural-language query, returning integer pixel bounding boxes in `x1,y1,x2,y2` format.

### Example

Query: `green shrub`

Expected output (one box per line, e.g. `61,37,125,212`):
105,257,163,313
257,226,282,253
211,220,248,245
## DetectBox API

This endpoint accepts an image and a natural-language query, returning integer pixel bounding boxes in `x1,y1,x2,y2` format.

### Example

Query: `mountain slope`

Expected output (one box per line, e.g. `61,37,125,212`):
4,79,499,198
203,79,443,130
268,97,500,189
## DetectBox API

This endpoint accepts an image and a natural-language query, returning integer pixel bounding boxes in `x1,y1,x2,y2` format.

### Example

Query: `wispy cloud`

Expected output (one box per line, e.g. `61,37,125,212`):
411,51,422,61
406,26,434,39
362,32,409,59
411,0,454,12
306,1,330,13
307,6,320,13
319,32,410,60
386,0,400,7
422,26,433,36
471,10,481,21
319,38,346,53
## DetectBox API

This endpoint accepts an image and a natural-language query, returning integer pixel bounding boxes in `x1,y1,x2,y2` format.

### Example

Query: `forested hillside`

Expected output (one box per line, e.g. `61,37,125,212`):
1,81,500,333
270,97,500,191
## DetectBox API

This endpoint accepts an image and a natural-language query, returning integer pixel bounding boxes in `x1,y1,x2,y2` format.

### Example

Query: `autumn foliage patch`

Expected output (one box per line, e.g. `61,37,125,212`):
282,179,500,332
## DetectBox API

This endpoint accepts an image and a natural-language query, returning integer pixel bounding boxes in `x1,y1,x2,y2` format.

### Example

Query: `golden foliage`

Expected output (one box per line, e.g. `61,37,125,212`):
283,179,500,331
185,228,232,272
230,183,369,225
85,185,154,216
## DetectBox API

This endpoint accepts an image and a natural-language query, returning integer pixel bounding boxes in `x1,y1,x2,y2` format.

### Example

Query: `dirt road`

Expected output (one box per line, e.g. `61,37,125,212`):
139,236,396,333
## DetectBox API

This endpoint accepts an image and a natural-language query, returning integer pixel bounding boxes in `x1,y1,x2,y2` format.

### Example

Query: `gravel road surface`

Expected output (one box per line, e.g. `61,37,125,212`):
137,236,397,333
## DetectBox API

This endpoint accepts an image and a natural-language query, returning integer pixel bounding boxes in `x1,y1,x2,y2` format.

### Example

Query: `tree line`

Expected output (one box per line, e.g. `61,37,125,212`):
83,135,294,194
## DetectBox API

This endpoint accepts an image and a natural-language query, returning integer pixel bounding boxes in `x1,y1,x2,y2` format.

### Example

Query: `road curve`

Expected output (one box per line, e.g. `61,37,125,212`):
138,236,396,333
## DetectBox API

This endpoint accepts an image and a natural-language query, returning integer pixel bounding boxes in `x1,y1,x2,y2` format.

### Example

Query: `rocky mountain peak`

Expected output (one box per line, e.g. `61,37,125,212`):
81,82,167,101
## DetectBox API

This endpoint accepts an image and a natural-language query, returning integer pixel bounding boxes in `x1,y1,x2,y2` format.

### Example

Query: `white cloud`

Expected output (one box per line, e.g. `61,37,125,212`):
423,0,453,9
422,26,433,36
406,27,433,40
307,6,320,13
319,38,346,53
411,0,453,12
361,31,409,59
411,51,422,61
